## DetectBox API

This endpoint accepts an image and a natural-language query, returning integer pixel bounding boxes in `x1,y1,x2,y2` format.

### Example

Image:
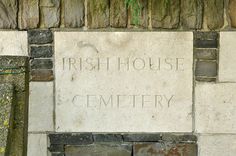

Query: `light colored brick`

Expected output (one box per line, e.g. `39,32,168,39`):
219,32,236,82
0,31,28,56
27,134,48,156
28,82,54,132
195,82,236,133
199,135,236,156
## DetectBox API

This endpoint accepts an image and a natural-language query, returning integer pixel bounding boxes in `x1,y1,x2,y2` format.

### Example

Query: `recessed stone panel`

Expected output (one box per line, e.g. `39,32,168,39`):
0,31,28,56
55,32,193,132
219,32,236,82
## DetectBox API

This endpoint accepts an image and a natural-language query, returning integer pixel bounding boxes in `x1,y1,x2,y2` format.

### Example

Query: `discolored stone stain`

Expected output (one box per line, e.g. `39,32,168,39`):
105,33,132,49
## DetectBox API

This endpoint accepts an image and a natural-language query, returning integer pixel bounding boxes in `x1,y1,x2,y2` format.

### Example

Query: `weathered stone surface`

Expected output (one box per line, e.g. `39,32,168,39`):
0,0,17,29
31,46,53,58
93,134,123,142
40,0,60,28
130,0,148,27
195,61,217,77
0,56,29,156
194,32,219,40
181,0,203,29
219,32,236,82
194,39,218,48
28,82,54,132
110,0,127,28
0,31,28,56
195,83,236,133
161,134,197,143
199,135,236,156
30,70,54,81
194,49,217,60
64,0,85,28
123,134,161,142
65,144,132,156
28,30,53,44
87,0,109,28
49,133,93,145
0,84,13,156
229,0,236,28
18,0,39,29
204,0,224,30
55,32,193,132
27,134,48,156
152,0,180,28
31,59,53,69
133,143,197,156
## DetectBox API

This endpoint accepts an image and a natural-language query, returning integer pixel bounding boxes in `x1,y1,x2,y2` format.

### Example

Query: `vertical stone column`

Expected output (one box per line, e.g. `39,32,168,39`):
0,56,29,156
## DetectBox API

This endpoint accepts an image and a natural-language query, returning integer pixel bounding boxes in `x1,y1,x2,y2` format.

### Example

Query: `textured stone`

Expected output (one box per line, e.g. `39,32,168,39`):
194,49,217,60
130,0,148,27
229,0,236,28
110,0,127,28
28,82,54,132
93,134,123,142
31,59,53,69
0,84,13,156
196,83,236,133
65,144,132,156
219,32,236,82
0,0,17,29
181,0,203,29
161,134,197,143
18,0,39,29
28,30,53,44
0,31,28,56
49,144,64,153
194,39,218,48
49,133,93,145
64,0,85,28
27,134,48,156
31,70,54,81
30,46,53,58
55,32,193,132
152,0,180,28
133,143,197,156
199,135,236,156
195,61,217,77
0,56,29,156
194,32,218,40
40,0,60,28
204,0,224,30
123,134,161,142
87,0,109,28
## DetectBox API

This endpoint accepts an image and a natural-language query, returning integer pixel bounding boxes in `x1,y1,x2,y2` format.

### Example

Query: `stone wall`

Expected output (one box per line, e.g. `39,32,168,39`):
0,0,235,30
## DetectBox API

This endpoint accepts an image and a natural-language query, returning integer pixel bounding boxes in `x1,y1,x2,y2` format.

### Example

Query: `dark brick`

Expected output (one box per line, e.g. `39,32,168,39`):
28,30,53,44
65,144,132,156
30,59,53,69
123,134,161,142
194,49,217,60
49,144,64,153
48,133,93,145
0,56,28,68
133,143,197,156
194,39,218,48
51,153,65,156
195,77,216,82
93,134,123,142
161,134,197,143
30,46,53,58
194,32,218,40
195,61,217,77
30,70,54,81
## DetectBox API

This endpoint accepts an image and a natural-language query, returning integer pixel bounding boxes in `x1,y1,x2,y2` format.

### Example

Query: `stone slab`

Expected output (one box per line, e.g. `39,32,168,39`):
0,84,13,156
65,144,132,156
55,32,193,132
198,135,236,156
219,32,236,82
0,31,28,56
27,134,48,156
195,82,236,133
28,82,54,132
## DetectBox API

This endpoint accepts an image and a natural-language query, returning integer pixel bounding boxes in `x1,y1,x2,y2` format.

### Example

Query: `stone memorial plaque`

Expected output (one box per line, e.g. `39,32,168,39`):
55,32,193,132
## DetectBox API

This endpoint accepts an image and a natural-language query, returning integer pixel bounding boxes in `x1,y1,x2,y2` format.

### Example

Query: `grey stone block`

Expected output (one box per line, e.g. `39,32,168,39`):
30,59,53,70
28,30,53,44
123,134,161,142
93,134,123,142
195,61,217,77
194,49,217,60
31,46,53,58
